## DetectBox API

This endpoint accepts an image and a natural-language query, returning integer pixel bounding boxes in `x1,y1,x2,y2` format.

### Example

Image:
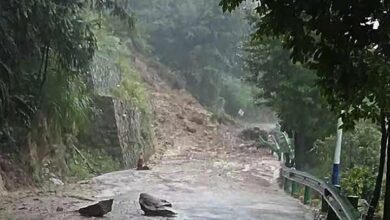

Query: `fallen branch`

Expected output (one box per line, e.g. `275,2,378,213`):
71,145,100,175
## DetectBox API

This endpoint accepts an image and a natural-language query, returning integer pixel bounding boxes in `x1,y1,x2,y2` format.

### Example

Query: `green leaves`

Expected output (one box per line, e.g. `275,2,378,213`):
219,0,245,12
314,121,380,200
221,0,390,125
243,34,336,167
0,0,133,142
130,0,256,116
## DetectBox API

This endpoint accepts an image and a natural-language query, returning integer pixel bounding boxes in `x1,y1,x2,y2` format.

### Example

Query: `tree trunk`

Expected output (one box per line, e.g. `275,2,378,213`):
383,118,390,220
366,114,388,220
294,131,306,170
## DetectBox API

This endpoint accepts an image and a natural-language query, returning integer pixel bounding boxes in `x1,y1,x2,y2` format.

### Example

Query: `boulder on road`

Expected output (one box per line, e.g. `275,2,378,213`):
78,199,113,217
139,193,176,217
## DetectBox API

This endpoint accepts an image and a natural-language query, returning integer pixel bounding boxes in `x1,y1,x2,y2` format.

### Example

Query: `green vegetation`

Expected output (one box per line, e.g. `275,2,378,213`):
0,1,149,183
67,147,121,180
128,0,263,119
0,0,130,141
2,2,388,218
243,36,335,170
111,59,150,116
314,121,381,200
223,0,390,217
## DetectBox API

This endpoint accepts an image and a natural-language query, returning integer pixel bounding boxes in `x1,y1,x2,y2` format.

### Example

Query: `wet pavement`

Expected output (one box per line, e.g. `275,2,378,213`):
86,136,313,220
0,129,313,220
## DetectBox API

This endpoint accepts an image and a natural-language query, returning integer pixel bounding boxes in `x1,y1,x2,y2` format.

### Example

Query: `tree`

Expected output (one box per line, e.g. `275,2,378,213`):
220,0,390,218
314,121,381,201
243,37,335,170
128,0,258,116
0,0,132,146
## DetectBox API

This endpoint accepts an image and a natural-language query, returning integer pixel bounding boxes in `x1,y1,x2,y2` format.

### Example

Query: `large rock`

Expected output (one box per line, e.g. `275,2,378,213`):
78,199,113,217
239,127,268,141
139,193,176,217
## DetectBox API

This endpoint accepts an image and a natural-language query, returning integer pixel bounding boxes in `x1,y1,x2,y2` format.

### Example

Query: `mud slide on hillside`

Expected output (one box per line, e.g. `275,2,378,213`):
0,57,313,219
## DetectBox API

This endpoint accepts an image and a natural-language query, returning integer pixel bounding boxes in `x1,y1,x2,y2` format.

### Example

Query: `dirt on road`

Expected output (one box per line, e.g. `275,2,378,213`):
0,57,313,220
0,122,313,220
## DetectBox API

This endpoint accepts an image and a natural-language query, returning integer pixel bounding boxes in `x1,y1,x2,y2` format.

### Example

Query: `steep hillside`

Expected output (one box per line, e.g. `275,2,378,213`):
133,55,233,162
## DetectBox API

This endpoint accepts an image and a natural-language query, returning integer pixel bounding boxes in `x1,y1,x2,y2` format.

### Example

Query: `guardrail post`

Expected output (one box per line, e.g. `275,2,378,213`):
347,195,359,209
291,182,299,197
321,196,329,213
327,186,341,220
327,209,339,220
284,178,290,193
303,186,311,205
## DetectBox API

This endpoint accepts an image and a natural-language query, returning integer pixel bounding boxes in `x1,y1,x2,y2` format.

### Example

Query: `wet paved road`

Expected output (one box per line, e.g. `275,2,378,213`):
0,129,313,220
87,137,313,220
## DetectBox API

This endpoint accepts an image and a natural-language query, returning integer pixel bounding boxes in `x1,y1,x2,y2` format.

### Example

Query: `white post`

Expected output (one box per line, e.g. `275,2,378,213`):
332,116,343,185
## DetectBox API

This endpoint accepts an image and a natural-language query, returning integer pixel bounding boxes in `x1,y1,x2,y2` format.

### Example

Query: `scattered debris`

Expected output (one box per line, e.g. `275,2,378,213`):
77,180,90,185
137,153,151,170
139,193,176,217
185,125,196,133
49,177,64,186
78,199,113,217
239,127,268,141
176,113,184,119
189,116,203,125
67,194,95,202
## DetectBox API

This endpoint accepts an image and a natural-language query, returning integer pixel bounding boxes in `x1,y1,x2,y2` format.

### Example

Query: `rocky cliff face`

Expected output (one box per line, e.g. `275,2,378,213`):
82,95,153,168
82,55,154,168
113,99,153,168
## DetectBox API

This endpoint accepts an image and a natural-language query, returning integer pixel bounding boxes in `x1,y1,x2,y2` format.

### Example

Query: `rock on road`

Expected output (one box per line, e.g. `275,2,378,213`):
0,125,313,220
92,131,312,220
0,53,313,220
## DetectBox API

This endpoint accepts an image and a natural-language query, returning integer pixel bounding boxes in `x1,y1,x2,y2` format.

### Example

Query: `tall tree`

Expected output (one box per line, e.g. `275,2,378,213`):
0,0,131,146
220,0,390,218
243,37,335,170
128,0,254,115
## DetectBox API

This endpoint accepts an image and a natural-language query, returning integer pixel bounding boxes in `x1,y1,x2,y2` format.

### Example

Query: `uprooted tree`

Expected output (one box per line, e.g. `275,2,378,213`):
220,0,390,218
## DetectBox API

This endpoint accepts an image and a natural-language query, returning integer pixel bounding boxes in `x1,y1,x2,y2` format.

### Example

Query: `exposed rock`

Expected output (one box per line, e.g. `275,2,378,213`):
185,126,196,133
80,95,154,169
0,155,33,191
238,142,262,149
49,177,64,186
77,180,90,184
189,116,203,125
78,199,113,217
139,193,176,217
137,153,151,170
239,127,268,141
176,113,184,119
56,207,64,212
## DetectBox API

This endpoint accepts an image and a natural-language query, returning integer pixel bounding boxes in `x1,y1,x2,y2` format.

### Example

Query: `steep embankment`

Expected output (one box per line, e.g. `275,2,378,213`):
132,55,254,163
0,55,312,220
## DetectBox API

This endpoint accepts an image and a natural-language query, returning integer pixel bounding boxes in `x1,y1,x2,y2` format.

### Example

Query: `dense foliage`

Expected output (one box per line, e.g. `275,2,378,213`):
243,36,335,169
221,0,390,217
314,121,381,200
0,0,131,146
127,0,261,118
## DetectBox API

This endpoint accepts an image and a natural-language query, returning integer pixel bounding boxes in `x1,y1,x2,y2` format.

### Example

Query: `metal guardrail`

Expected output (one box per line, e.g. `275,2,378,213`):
281,167,361,220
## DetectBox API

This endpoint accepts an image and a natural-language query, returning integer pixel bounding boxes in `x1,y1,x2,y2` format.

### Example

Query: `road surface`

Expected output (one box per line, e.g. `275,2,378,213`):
0,126,313,220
